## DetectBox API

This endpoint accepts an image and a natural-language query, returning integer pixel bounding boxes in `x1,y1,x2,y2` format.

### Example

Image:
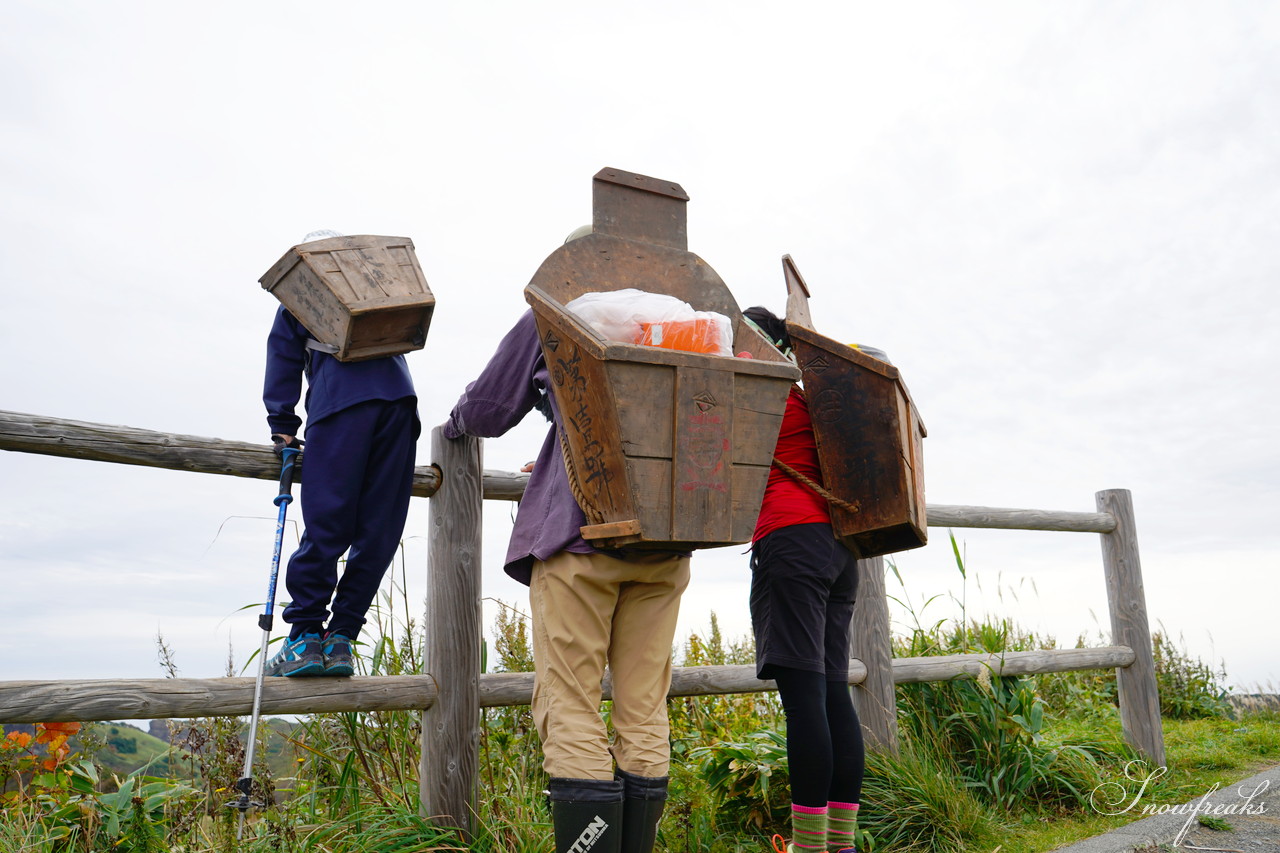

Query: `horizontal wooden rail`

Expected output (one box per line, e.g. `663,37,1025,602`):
1,411,1115,529
0,647,1131,724
0,675,441,724
926,503,1116,533
0,409,531,501
892,645,1134,683
0,663,825,724
478,659,873,709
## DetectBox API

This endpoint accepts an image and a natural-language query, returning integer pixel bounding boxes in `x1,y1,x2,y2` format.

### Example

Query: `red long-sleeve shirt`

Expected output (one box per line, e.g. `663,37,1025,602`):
752,385,831,542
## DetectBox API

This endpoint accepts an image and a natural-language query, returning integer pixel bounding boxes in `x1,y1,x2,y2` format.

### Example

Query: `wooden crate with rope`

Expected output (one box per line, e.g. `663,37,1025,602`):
782,255,927,558
525,167,799,550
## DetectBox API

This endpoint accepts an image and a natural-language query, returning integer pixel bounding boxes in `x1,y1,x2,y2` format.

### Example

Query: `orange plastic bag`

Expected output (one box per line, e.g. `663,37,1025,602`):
565,288,733,356
636,318,727,354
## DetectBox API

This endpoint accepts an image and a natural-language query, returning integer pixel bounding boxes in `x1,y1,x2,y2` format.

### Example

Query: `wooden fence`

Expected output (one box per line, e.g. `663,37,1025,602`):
0,410,1164,835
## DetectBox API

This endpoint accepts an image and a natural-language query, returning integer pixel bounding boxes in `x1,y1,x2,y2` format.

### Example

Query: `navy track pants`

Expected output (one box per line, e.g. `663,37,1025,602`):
282,397,417,640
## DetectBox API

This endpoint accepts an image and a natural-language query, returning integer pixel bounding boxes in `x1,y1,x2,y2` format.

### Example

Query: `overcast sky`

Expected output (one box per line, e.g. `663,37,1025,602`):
2,1,1277,697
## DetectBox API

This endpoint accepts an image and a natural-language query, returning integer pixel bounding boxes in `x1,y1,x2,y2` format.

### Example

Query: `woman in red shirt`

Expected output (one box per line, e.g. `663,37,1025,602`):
744,307,865,853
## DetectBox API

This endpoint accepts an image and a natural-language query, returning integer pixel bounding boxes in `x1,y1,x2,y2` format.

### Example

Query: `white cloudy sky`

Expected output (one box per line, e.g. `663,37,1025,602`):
2,1,1277,696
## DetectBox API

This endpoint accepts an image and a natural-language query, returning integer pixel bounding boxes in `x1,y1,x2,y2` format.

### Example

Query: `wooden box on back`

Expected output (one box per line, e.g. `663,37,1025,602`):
260,235,435,362
526,168,800,550
783,256,927,559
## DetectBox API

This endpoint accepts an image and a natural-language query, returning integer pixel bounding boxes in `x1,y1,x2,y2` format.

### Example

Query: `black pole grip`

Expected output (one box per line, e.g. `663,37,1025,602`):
277,446,300,501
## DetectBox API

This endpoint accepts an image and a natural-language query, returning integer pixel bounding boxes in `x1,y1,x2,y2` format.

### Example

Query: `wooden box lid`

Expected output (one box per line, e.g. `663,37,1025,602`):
783,255,928,558
260,234,435,362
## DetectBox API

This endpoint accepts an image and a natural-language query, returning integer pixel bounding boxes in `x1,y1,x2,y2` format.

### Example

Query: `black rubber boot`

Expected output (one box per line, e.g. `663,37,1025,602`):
548,777,625,853
616,768,668,853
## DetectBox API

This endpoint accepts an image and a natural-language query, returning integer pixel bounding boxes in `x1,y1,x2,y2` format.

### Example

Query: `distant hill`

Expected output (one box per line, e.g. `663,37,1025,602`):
85,722,173,777
136,718,303,781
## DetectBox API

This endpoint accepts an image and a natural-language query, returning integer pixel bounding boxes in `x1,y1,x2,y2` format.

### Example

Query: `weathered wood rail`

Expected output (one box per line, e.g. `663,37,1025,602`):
0,410,526,501
0,411,1165,837
0,648,1134,723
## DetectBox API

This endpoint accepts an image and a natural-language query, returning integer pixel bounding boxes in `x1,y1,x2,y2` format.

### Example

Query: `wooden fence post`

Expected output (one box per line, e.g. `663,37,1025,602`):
1096,488,1166,767
849,555,899,753
421,427,484,835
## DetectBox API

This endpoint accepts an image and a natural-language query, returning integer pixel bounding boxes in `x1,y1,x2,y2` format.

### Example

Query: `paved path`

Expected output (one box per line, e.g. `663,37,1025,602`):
1050,764,1279,852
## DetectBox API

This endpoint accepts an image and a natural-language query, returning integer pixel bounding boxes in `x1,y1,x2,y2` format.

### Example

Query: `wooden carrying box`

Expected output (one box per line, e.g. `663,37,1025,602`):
783,256,927,559
526,168,800,550
260,235,435,362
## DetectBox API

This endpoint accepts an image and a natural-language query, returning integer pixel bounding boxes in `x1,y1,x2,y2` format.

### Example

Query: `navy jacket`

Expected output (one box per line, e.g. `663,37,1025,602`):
264,306,418,437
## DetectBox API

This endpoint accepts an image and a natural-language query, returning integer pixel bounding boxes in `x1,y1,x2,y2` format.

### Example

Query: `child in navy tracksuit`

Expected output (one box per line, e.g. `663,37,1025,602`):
262,303,419,676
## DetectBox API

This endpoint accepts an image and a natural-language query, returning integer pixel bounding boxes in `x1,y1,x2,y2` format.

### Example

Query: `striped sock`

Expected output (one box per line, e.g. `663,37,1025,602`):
790,803,827,851
827,801,859,852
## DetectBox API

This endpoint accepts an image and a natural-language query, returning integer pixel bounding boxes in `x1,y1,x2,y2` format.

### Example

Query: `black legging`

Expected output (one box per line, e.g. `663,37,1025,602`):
773,667,865,808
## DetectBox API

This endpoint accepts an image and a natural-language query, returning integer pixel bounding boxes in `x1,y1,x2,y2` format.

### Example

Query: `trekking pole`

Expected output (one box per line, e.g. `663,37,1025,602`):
229,443,301,839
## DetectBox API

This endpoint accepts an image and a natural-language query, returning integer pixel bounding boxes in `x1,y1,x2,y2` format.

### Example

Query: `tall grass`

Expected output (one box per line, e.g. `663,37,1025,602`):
889,535,1138,816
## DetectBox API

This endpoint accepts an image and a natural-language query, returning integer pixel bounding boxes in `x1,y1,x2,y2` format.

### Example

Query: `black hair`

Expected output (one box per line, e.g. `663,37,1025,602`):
533,390,554,423
743,306,791,352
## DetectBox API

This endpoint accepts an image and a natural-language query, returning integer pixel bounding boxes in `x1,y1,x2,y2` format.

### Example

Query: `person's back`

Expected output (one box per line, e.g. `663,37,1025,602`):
261,231,420,679
744,306,866,853
444,304,688,853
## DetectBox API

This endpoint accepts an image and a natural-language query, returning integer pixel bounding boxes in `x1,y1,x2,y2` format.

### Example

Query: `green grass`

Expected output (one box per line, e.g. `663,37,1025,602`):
1197,814,1233,831
984,710,1280,853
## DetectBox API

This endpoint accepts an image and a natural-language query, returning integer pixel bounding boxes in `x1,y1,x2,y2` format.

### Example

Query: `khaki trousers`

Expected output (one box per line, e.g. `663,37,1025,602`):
530,550,691,780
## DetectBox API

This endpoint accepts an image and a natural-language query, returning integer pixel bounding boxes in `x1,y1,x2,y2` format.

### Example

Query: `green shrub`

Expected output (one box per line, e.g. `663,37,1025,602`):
889,536,1135,814
1036,633,1121,721
897,668,1128,812
1040,628,1233,723
0,730,200,853
475,602,551,852
689,729,790,835
1152,630,1232,720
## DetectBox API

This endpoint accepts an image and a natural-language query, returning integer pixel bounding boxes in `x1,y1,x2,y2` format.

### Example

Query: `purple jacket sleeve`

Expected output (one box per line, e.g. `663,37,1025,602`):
443,310,544,440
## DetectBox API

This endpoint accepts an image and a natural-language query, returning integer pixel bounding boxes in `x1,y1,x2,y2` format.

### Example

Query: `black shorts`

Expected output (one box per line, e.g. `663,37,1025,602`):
750,523,858,681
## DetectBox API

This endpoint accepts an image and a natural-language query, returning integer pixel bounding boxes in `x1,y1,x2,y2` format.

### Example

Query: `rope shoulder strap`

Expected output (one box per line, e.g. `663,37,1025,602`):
557,422,605,526
773,385,860,514
772,458,861,514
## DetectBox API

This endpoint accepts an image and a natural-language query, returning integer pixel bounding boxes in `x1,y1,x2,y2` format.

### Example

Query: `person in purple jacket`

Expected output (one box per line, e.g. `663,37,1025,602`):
262,231,420,678
444,304,689,853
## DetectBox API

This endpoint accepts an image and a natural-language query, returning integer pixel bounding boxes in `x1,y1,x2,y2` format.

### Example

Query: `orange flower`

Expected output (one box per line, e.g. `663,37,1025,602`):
33,722,79,770
4,731,33,749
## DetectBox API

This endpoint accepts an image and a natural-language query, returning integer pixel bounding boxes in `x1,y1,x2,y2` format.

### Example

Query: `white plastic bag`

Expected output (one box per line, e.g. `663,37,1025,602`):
565,288,733,356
